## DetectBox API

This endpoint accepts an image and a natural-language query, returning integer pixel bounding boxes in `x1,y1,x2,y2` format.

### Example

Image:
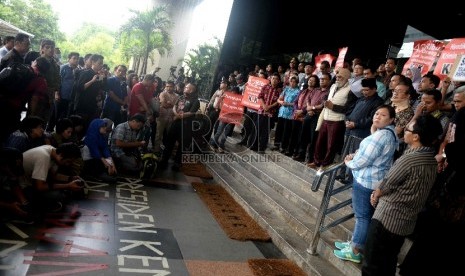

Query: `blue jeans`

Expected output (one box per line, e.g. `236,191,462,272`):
351,179,375,251
210,121,233,149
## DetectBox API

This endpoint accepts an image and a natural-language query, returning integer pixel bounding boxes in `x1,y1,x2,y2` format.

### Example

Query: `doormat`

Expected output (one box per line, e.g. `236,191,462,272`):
182,162,213,179
185,260,254,276
192,182,270,241
247,259,306,276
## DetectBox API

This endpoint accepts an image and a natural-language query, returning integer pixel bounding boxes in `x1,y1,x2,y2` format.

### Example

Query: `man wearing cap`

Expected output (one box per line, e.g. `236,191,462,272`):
309,68,356,170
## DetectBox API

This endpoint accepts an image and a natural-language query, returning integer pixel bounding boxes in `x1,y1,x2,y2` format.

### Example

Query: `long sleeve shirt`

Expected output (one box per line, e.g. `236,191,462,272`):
374,146,437,236
346,125,397,189
345,94,384,139
257,84,281,117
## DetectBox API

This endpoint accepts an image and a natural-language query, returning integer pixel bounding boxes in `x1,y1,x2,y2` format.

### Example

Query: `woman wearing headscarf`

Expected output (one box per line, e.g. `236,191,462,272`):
82,119,117,183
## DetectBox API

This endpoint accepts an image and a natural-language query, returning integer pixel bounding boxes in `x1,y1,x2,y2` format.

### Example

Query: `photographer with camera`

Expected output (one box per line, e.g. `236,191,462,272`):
74,54,106,132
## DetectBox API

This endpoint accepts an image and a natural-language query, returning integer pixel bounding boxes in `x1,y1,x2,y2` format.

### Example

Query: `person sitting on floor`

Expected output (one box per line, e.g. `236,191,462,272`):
46,118,74,147
81,119,117,183
4,116,47,153
110,114,146,174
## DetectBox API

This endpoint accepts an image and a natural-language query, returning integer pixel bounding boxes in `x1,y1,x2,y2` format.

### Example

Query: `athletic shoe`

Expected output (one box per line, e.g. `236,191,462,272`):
334,246,361,263
334,240,351,250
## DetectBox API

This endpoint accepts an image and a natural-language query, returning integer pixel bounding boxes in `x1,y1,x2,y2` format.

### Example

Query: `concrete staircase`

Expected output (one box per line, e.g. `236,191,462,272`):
204,146,361,276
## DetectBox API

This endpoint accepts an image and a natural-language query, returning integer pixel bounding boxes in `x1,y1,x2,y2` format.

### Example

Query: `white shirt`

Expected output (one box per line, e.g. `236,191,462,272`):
22,145,55,186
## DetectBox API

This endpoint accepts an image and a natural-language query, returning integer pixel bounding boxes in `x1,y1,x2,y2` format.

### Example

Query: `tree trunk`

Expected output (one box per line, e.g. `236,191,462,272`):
143,49,150,75
141,59,147,75
134,57,140,75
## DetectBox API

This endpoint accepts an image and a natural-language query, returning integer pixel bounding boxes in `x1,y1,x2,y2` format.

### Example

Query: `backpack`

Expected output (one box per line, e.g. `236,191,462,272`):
0,62,35,96
140,152,158,179
383,127,404,161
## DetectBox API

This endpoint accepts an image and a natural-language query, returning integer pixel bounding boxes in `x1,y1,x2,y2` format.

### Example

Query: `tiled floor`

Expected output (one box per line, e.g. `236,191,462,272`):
0,162,285,275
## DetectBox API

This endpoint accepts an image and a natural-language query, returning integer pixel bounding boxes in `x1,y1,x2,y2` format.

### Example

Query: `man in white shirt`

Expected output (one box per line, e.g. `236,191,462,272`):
22,143,83,212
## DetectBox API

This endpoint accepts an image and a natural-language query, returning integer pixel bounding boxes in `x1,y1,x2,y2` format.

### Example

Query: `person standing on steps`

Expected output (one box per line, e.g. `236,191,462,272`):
308,68,355,170
362,114,442,276
333,105,398,264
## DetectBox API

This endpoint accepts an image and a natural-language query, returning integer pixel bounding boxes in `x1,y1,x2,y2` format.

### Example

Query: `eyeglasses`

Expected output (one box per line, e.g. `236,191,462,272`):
404,127,416,133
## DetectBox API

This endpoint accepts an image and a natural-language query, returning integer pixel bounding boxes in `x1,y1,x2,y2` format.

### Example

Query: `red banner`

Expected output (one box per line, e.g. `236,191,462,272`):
335,47,348,69
219,92,244,125
433,38,465,80
402,40,444,76
241,76,269,110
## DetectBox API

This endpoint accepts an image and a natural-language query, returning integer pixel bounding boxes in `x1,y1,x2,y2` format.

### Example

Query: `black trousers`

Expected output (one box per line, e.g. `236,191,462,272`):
297,114,318,161
162,118,193,164
240,110,256,145
362,219,404,276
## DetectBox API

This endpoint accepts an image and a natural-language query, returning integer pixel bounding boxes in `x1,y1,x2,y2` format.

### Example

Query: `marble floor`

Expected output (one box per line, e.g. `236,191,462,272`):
0,161,285,276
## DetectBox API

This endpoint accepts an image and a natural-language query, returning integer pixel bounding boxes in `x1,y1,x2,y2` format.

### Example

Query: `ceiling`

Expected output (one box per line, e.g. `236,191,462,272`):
220,0,465,68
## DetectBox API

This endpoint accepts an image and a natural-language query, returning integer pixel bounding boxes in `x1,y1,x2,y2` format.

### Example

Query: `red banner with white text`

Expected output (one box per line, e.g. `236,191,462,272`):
241,76,269,110
402,40,444,76
433,38,465,80
219,92,244,125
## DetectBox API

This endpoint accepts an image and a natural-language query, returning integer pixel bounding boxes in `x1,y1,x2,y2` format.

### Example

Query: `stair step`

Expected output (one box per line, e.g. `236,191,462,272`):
206,162,348,276
206,159,362,276
231,151,354,239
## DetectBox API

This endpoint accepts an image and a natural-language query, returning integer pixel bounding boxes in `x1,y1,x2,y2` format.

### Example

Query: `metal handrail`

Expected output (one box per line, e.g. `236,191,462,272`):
307,135,363,255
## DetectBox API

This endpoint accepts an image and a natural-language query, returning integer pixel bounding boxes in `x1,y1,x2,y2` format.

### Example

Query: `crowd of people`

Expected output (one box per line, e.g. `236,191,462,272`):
1,32,464,274
207,57,464,274
0,33,199,222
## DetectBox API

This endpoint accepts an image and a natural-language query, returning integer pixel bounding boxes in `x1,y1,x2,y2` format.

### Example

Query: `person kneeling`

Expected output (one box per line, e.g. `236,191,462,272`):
22,143,84,214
